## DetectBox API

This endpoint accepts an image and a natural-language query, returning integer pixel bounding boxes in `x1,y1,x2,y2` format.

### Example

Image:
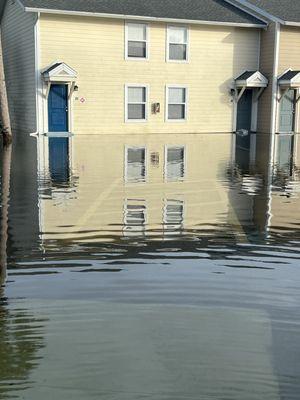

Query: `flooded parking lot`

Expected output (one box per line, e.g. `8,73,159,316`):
1,133,300,399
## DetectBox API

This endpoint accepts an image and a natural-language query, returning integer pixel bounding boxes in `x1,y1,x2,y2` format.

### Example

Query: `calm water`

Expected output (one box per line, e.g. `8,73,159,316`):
1,133,300,399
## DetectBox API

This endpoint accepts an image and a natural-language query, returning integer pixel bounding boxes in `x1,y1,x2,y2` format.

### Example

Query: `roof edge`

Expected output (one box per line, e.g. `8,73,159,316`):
283,21,300,27
224,0,269,26
23,6,267,28
234,0,284,24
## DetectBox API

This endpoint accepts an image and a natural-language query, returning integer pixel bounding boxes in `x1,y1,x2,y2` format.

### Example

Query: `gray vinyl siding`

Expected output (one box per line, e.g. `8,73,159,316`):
1,1,36,134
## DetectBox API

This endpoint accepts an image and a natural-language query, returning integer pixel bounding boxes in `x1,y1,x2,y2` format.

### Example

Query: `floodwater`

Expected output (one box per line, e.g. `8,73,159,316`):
1,132,300,399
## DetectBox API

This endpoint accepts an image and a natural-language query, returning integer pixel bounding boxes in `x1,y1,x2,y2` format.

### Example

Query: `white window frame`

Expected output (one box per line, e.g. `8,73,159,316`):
164,145,186,181
125,21,149,61
165,85,188,122
124,145,148,183
166,25,189,63
123,199,147,237
125,84,149,123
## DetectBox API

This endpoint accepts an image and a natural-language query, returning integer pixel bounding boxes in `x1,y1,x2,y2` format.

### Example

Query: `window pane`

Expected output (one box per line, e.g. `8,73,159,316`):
126,149,146,183
128,104,146,120
169,44,187,60
169,88,185,104
128,148,145,164
128,23,146,41
167,148,185,181
169,27,187,43
128,41,146,58
128,87,146,103
168,104,185,120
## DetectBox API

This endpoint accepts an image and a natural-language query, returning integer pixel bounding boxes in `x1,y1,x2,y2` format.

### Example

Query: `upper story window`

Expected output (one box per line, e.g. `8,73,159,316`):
167,26,189,62
126,22,149,60
166,86,188,121
125,85,148,122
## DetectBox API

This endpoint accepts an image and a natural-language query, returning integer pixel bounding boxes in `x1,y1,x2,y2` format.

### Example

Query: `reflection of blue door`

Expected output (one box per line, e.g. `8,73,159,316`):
48,84,68,132
236,89,252,151
279,89,295,133
49,137,70,183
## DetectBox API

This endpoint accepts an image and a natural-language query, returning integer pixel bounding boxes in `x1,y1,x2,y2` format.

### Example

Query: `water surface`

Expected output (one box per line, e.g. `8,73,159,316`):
1,133,300,399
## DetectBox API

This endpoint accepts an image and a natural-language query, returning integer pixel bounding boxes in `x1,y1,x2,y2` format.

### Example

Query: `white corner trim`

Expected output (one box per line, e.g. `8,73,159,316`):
23,7,266,28
270,22,280,165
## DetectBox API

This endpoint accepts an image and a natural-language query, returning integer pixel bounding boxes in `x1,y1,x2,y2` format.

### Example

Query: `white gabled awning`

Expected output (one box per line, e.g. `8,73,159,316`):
278,70,300,88
235,71,268,88
42,62,78,99
42,62,77,83
234,71,268,102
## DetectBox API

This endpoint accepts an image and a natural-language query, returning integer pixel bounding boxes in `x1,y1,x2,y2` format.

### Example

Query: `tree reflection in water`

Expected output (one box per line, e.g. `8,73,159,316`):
0,144,45,399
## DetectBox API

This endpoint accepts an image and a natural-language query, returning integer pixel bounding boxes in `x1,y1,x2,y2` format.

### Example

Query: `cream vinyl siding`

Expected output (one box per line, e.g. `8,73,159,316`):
279,25,300,73
1,0,37,134
257,22,276,134
39,14,260,135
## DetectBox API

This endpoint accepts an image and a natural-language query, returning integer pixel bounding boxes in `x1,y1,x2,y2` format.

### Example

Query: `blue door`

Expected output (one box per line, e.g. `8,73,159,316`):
236,89,252,150
48,84,68,132
279,89,295,133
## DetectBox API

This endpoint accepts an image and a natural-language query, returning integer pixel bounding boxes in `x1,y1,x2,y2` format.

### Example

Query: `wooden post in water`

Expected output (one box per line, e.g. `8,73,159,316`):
0,31,12,145
0,143,12,287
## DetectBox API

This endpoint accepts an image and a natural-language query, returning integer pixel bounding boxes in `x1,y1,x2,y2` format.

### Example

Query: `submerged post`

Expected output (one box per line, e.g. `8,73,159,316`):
0,31,12,145
0,143,12,287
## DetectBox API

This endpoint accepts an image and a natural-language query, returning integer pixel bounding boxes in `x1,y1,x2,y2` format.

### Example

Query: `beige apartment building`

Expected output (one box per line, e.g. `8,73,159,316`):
1,0,267,137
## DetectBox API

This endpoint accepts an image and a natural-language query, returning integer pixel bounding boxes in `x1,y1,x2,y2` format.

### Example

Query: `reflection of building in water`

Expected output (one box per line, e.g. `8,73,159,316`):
38,133,250,245
163,200,184,234
48,137,70,184
124,200,146,237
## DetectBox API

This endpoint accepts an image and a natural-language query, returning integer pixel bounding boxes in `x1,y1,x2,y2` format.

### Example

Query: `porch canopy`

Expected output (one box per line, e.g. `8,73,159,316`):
42,62,78,98
278,70,300,102
278,70,300,89
234,70,268,102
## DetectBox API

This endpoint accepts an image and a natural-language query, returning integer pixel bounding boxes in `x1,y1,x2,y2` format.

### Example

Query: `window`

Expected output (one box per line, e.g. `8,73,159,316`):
163,200,184,233
165,146,185,181
166,86,187,121
167,26,188,61
125,147,146,183
126,85,148,122
124,200,146,237
126,22,148,59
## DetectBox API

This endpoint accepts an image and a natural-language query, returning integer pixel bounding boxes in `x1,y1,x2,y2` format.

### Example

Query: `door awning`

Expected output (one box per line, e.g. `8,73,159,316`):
278,70,300,88
235,71,268,88
42,62,77,83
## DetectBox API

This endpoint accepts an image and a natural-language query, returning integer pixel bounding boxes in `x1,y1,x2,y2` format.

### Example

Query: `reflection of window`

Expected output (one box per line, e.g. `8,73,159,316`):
167,26,188,61
125,147,146,182
126,85,148,122
164,200,184,232
165,146,185,181
48,137,70,184
124,200,146,236
166,86,187,121
126,22,148,59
